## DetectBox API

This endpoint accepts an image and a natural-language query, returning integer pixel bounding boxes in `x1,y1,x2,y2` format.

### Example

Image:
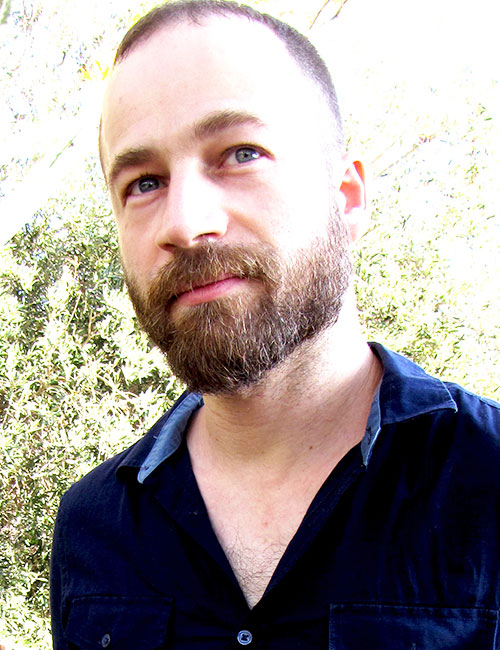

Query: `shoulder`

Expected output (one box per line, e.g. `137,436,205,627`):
445,379,500,420
57,389,200,523
373,342,500,434
57,402,177,518
421,379,500,454
438,380,500,467
372,343,500,482
378,376,500,505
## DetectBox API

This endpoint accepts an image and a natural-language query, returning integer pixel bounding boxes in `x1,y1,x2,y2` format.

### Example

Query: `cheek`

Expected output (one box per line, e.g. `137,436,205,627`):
270,165,334,248
116,222,135,265
116,221,155,283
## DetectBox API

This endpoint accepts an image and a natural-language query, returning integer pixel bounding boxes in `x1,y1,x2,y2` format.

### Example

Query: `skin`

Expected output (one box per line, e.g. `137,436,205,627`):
101,16,382,607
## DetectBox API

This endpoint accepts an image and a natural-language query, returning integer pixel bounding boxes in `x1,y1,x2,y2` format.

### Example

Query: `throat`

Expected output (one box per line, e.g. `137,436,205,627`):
186,339,383,605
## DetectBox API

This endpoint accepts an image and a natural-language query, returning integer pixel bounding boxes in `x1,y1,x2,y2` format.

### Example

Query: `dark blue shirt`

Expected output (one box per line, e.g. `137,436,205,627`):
50,344,500,649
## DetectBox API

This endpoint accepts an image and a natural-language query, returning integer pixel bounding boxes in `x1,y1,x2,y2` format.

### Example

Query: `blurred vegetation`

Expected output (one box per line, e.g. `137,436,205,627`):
0,0,499,647
322,5,499,400
355,95,499,399
0,181,183,648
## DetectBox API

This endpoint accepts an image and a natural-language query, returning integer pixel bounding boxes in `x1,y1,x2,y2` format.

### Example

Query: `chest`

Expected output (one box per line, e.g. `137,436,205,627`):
58,432,500,650
198,478,320,608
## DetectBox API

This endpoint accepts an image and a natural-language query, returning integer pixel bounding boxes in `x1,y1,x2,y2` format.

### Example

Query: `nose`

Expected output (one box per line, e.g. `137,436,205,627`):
155,164,229,250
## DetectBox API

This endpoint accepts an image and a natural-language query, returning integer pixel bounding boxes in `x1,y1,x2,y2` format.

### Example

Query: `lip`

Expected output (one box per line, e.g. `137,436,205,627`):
174,275,247,307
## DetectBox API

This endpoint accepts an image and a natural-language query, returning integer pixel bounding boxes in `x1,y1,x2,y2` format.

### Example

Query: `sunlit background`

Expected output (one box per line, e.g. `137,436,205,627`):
0,1,499,647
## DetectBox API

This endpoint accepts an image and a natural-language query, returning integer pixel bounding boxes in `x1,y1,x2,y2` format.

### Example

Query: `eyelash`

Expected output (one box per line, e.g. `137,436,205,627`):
122,143,267,200
124,172,160,198
222,144,263,164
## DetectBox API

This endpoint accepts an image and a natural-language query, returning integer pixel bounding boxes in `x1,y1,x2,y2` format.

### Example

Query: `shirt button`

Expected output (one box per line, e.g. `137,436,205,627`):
101,633,111,648
237,630,253,645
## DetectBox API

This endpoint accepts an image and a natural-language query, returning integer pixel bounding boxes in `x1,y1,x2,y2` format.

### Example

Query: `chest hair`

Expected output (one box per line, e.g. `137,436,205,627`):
205,492,310,608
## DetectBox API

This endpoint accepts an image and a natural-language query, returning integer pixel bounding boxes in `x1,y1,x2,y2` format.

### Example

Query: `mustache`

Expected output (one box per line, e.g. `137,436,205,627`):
146,241,280,307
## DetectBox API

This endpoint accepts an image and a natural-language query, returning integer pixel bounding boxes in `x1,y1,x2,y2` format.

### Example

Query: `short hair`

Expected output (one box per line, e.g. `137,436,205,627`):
113,0,345,150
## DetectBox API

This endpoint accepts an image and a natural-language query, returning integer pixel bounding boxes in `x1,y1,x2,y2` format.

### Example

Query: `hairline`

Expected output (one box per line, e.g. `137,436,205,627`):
114,8,343,133
100,2,346,176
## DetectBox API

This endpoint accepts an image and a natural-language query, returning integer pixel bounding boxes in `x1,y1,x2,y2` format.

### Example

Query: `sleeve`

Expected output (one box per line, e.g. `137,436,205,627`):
50,501,69,650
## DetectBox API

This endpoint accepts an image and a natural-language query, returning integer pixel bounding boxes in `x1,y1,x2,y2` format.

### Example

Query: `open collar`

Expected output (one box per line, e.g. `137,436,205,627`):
116,343,457,482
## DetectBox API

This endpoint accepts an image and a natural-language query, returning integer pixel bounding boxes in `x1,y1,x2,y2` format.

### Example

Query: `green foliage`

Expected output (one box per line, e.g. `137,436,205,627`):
354,96,500,400
0,0,12,25
0,195,183,647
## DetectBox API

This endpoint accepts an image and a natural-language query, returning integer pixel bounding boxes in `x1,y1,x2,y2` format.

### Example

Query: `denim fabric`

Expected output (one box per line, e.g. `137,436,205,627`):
50,344,500,649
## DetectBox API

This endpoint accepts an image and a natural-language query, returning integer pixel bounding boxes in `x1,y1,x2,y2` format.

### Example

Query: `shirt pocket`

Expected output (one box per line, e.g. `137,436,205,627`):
329,603,499,650
65,595,172,650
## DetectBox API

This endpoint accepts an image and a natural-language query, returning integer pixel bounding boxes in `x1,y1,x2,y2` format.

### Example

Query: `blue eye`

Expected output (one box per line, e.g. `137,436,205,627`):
130,176,161,195
234,147,261,163
224,146,262,167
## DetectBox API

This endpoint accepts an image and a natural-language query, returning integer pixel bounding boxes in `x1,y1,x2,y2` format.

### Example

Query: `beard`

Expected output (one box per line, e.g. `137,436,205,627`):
124,212,352,395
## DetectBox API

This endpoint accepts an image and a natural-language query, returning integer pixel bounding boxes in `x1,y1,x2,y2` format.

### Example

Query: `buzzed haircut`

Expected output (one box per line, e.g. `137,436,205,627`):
114,0,345,150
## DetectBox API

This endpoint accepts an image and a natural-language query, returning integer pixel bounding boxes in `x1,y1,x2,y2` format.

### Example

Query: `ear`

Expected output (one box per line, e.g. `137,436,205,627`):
337,157,367,243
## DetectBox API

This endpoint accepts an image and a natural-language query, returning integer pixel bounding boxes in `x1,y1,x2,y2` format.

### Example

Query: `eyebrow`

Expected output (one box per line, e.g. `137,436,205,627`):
106,109,265,191
192,109,265,140
107,148,157,190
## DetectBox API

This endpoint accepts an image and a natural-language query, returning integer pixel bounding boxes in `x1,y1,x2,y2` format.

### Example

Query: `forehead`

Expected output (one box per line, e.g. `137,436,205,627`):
100,16,328,170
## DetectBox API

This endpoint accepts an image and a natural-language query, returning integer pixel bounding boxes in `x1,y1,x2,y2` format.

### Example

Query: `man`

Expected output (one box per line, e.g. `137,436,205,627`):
50,1,500,648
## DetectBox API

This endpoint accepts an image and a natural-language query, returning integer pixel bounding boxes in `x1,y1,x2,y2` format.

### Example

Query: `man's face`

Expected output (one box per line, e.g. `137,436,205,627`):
100,17,356,393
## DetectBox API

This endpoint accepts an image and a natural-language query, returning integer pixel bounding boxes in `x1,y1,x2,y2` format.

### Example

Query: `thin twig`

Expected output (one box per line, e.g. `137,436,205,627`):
310,0,350,29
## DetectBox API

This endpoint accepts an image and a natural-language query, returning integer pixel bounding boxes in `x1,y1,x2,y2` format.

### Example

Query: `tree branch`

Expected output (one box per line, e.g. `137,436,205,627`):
0,0,12,25
310,0,351,29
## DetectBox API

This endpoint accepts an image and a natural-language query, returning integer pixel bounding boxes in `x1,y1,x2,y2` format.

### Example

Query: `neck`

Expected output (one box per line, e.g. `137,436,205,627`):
187,293,383,475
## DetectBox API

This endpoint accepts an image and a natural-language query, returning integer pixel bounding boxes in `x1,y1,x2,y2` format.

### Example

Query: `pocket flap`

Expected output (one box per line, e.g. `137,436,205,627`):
330,603,498,649
66,595,172,650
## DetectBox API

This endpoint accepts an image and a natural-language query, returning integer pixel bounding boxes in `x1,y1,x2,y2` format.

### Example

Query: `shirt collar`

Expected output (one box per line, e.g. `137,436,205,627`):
137,392,203,483
117,342,458,482
369,342,457,424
